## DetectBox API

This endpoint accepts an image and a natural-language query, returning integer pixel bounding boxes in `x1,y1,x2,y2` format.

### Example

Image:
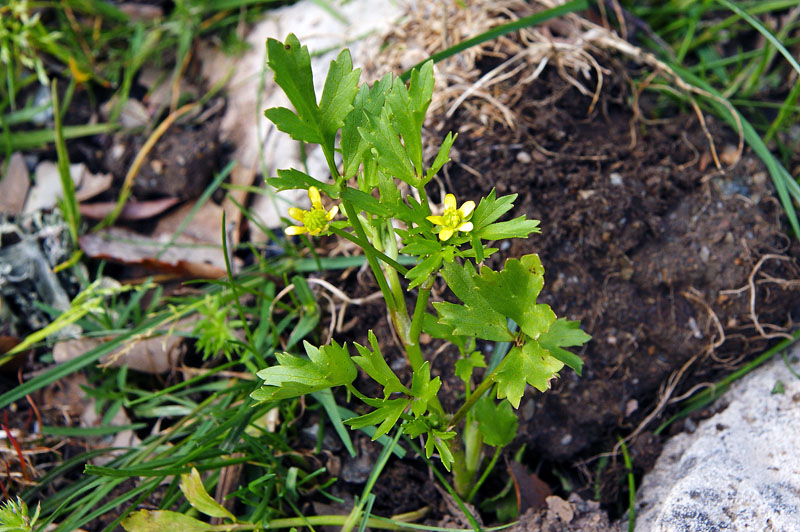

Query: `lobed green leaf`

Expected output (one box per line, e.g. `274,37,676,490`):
539,318,590,375
251,340,356,401
352,331,408,398
423,131,457,186
475,216,541,241
267,168,339,198
474,254,555,339
470,189,516,230
494,342,564,408
435,260,512,341
342,74,392,180
410,362,441,417
474,395,518,447
359,106,418,185
346,398,410,440
455,351,486,383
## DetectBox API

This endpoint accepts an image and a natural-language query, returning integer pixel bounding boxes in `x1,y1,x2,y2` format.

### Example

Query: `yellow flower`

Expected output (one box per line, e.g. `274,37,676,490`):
426,193,475,241
285,186,339,236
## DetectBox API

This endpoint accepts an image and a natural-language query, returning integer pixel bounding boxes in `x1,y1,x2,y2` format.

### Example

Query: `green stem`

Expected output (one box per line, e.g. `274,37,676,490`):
467,446,502,503
448,354,510,430
329,226,409,275
201,514,408,531
408,281,433,350
453,419,482,498
340,200,396,312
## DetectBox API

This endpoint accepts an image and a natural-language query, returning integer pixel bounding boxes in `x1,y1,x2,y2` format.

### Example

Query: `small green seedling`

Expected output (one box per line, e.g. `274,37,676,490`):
252,34,590,505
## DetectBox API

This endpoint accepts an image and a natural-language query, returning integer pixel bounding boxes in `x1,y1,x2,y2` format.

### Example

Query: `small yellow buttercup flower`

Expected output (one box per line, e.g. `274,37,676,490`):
426,193,475,241
285,187,339,236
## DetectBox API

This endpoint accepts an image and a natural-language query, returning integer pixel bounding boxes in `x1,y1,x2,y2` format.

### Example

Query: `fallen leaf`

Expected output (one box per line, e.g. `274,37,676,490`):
508,460,552,513
0,153,30,215
53,326,187,374
79,197,180,220
23,161,112,212
79,226,229,279
75,168,113,202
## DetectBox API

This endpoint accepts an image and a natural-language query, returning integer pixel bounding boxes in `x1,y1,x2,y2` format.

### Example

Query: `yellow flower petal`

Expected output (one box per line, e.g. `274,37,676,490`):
308,186,322,208
444,194,457,211
285,225,307,235
458,221,473,232
288,207,306,222
426,215,445,224
458,201,476,218
326,205,339,220
439,228,454,241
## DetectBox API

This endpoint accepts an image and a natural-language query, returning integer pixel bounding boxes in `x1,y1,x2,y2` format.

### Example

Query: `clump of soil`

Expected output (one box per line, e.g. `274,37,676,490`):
429,54,800,500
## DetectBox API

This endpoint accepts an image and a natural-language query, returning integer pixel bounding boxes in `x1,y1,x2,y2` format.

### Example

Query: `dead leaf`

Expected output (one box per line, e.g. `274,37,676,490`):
75,168,113,202
154,201,225,244
23,161,112,212
24,161,62,213
53,327,186,374
79,197,180,220
0,153,30,215
508,460,552,513
79,216,232,279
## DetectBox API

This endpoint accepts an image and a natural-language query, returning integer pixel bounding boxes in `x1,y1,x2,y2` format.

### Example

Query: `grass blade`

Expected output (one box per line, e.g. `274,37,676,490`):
714,0,800,77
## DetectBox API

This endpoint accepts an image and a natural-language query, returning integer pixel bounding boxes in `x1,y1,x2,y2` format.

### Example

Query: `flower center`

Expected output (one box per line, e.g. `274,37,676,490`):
304,208,329,233
442,208,461,228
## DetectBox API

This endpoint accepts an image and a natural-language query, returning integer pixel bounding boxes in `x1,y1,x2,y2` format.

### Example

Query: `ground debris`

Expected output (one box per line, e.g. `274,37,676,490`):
509,493,616,532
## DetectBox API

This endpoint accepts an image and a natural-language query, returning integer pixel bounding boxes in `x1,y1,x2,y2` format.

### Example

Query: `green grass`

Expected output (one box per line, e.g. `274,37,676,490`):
624,0,800,235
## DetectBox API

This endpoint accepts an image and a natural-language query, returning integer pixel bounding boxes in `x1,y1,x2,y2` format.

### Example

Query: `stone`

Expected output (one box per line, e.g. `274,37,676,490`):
631,344,800,532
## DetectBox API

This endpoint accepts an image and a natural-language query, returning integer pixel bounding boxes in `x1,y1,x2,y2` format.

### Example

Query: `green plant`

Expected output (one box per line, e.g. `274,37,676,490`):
250,33,590,513
0,0,60,109
0,497,39,532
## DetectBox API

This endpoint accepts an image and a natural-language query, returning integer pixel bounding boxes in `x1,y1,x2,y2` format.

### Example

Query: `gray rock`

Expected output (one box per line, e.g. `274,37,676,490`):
632,344,800,532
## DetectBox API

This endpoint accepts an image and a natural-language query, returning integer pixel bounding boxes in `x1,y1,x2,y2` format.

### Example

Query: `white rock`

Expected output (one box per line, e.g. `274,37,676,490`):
632,344,800,532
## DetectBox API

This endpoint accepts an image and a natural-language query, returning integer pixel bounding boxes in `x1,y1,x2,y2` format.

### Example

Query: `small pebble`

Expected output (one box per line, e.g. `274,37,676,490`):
609,172,624,186
516,151,532,164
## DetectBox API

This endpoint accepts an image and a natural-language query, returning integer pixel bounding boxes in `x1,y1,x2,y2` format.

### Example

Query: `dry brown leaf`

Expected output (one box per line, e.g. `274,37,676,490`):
0,153,30,215
79,227,229,278
508,460,552,513
79,197,180,220
79,200,236,278
23,161,112,213
53,327,187,374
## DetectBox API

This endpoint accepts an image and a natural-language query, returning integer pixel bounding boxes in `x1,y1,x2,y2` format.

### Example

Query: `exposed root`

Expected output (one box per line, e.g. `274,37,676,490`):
270,278,384,349
720,254,797,340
